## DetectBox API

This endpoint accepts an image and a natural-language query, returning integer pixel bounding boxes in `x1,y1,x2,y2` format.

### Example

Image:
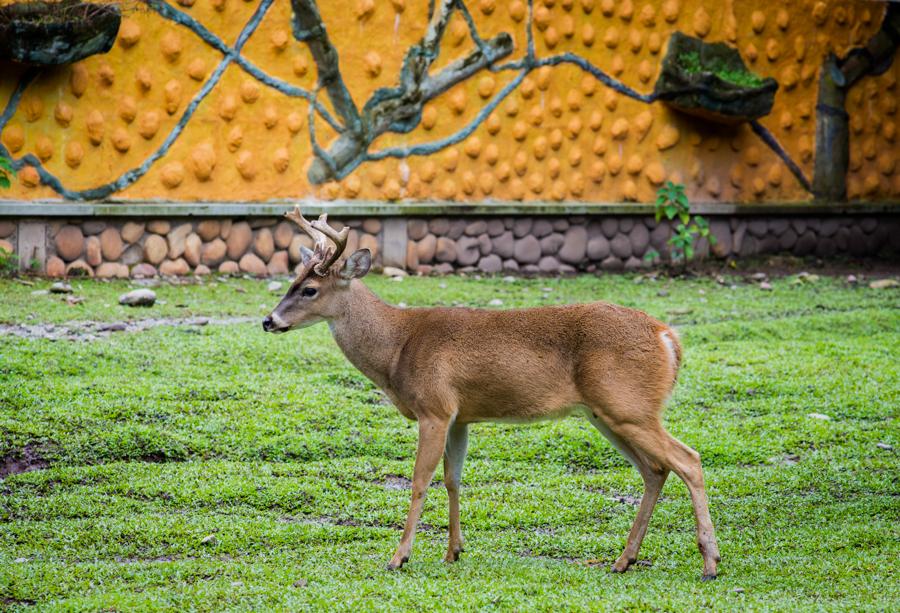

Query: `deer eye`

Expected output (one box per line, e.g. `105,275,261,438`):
301,287,318,298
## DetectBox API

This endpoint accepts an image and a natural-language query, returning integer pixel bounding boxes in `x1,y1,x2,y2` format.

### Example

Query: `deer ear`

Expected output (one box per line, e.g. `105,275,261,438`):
340,249,371,280
299,245,315,266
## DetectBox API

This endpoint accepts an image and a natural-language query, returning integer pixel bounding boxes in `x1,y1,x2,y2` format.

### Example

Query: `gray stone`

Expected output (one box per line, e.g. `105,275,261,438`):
502,258,519,271
619,218,634,233
486,219,505,237
732,221,748,255
434,262,454,274
779,228,797,250
408,219,429,241
456,236,481,266
769,219,790,236
464,220,487,236
538,256,560,273
521,264,540,276
587,235,610,260
478,254,503,273
610,233,632,258
121,243,143,265
601,218,618,238
791,218,807,234
492,231,515,258
447,220,466,239
167,223,193,259
709,220,731,257
835,227,850,251
587,221,604,238
429,218,450,235
848,226,868,256
362,219,382,234
513,218,533,238
794,231,817,255
600,255,624,271
435,237,457,262
739,236,757,257
249,218,278,229
559,227,588,264
552,218,570,232
628,223,649,256
477,233,492,255
416,234,437,262
513,235,541,264
747,219,768,238
650,223,671,250
532,219,553,238
624,256,643,271
82,221,106,235
819,218,839,237
860,217,878,233
119,288,156,307
540,233,565,255
815,238,837,257
50,281,72,294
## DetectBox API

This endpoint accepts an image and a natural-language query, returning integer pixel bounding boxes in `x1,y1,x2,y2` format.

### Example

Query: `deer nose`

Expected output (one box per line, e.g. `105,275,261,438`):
262,315,274,332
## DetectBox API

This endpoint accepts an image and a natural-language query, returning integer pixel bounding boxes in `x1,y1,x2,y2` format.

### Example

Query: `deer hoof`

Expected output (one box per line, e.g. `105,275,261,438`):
701,573,717,582
610,555,633,573
444,550,461,563
386,555,408,571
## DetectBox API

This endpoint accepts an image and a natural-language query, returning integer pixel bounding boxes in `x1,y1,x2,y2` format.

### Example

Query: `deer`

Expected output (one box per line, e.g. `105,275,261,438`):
263,206,721,580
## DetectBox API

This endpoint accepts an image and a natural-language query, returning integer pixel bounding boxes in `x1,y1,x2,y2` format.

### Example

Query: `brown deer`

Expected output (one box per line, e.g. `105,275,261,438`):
263,206,721,580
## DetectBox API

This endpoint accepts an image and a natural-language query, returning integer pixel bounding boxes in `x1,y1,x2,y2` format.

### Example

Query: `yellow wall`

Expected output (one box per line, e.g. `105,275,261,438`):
0,0,897,203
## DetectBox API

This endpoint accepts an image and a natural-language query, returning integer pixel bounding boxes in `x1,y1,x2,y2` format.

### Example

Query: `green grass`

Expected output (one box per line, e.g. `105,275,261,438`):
678,51,766,88
1,273,898,611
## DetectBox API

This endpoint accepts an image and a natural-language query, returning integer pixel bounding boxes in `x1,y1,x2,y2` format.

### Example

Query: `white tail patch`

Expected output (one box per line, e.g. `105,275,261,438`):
660,329,679,377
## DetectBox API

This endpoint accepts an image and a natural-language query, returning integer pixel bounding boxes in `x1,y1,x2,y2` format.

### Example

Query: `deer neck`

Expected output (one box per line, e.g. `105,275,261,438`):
327,280,404,391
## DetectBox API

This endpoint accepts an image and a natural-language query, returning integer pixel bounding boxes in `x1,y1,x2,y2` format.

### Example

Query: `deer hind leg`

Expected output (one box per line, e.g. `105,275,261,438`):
586,413,669,573
592,413,720,580
387,417,450,571
443,421,469,562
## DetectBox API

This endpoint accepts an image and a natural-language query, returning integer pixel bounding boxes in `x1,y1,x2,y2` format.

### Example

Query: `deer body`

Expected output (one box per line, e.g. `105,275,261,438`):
265,207,721,580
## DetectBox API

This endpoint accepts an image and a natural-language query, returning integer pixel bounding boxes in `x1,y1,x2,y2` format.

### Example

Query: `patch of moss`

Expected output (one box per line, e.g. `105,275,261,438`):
678,50,765,88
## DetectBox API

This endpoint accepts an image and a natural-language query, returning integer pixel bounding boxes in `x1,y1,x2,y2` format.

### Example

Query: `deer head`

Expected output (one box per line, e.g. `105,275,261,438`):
262,206,371,333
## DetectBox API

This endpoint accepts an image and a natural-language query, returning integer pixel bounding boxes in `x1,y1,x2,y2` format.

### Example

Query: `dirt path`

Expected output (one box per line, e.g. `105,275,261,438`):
0,316,257,341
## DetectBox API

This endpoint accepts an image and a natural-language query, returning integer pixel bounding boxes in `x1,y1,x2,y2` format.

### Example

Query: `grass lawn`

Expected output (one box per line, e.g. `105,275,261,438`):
1,272,898,610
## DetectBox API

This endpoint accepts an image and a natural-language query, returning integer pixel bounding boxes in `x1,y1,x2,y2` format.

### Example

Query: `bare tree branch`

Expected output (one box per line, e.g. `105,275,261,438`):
290,0,361,134
295,0,513,184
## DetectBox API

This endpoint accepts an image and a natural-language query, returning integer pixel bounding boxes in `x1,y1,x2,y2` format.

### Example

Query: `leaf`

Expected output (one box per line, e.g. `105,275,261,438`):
664,204,678,219
0,156,13,172
678,211,690,225
0,175,9,189
684,244,694,260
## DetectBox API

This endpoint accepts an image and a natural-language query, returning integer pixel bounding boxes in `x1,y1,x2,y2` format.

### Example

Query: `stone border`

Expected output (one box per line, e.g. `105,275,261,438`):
1,200,899,217
1,212,897,278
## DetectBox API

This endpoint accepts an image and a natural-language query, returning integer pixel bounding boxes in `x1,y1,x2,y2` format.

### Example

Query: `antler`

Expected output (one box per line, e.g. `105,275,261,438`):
284,206,350,276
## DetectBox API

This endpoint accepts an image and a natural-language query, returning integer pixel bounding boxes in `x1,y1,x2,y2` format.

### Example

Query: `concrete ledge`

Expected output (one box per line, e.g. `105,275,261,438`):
1,200,899,217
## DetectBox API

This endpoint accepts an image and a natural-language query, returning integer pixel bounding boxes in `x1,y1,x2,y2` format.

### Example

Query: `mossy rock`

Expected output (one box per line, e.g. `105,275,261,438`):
0,1,120,66
653,32,778,124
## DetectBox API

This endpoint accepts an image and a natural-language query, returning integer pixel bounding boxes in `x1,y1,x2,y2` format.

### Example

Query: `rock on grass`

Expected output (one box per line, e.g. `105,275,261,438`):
119,288,156,307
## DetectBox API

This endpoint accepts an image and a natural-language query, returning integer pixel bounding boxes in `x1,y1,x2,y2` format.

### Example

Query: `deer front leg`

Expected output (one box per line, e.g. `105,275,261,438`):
443,421,469,562
387,417,450,570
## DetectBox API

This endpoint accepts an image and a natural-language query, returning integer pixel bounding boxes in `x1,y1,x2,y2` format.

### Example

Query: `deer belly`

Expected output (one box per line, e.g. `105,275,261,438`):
454,369,581,423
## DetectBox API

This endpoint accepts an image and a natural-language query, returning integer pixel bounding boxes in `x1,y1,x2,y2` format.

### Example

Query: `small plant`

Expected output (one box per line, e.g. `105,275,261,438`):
677,50,765,88
0,155,14,189
0,247,17,277
646,181,716,271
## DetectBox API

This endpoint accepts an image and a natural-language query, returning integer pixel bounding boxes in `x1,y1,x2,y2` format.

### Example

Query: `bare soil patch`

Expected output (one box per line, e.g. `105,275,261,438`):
1,444,49,479
0,316,256,341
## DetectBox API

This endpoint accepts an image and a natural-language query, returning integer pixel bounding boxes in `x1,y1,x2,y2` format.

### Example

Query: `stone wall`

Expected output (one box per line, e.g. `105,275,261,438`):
1,213,897,278
406,215,900,275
